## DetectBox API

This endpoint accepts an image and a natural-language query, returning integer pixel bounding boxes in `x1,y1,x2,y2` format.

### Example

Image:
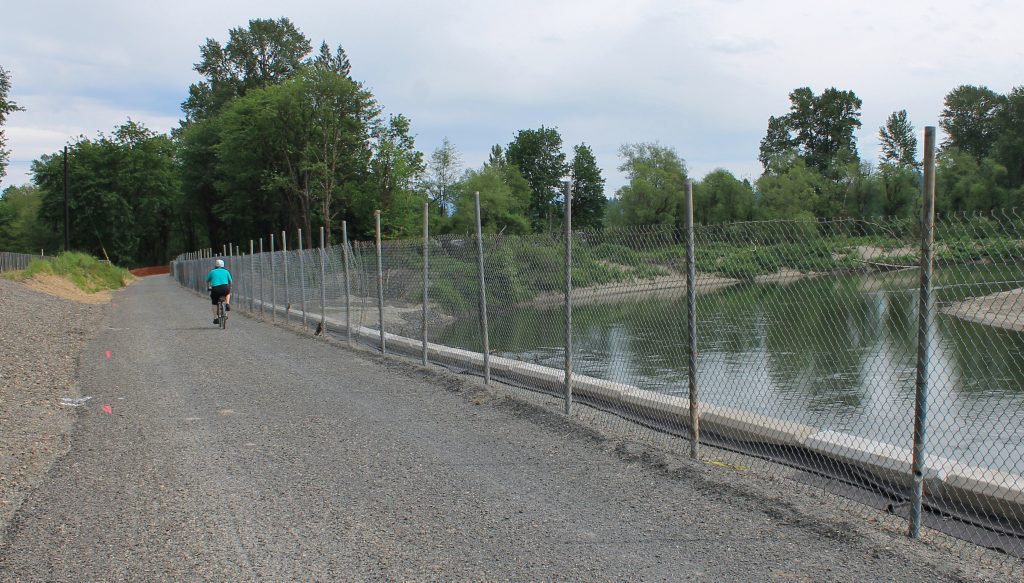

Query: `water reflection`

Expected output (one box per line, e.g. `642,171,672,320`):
431,266,1024,472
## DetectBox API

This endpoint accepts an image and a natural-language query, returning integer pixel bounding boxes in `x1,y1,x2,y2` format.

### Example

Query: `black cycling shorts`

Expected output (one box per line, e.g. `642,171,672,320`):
210,284,231,305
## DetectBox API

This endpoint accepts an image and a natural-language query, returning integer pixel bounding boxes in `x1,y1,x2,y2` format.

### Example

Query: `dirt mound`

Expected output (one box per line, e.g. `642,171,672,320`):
21,274,113,304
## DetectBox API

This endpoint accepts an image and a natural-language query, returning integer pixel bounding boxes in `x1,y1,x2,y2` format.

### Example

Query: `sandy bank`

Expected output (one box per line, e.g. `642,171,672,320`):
940,288,1024,332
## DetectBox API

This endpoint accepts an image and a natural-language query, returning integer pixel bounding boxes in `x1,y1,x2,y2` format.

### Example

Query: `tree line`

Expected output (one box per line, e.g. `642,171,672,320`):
1,17,1022,266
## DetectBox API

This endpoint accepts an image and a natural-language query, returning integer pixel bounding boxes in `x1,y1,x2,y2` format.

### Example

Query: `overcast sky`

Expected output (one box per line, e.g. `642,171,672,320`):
2,0,1022,195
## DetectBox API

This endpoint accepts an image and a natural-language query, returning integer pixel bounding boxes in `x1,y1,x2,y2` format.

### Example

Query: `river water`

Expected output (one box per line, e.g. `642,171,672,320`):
433,265,1024,474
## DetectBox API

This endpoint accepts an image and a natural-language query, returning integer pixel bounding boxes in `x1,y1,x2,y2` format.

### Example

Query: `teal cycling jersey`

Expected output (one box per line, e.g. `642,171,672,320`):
206,267,233,287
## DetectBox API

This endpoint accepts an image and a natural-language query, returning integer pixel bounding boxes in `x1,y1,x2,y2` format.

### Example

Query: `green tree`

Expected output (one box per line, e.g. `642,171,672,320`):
211,68,377,246
310,41,352,78
936,147,1008,214
425,137,462,216
842,163,886,219
993,86,1024,189
758,115,796,174
879,110,919,169
615,143,688,227
939,85,1004,160
34,121,182,265
759,87,862,176
694,169,755,223
368,114,426,238
182,17,312,123
755,157,822,219
301,64,377,243
0,66,25,182
569,144,606,230
506,126,568,231
449,164,530,235
487,144,506,168
0,185,53,252
212,86,295,244
178,18,314,249
877,163,919,218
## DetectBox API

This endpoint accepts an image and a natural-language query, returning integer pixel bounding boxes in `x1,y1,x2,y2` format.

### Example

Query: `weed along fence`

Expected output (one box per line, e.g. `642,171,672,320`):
172,133,1024,560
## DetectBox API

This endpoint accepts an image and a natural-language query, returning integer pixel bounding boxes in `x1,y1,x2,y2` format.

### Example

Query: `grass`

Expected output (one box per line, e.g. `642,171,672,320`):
20,252,132,292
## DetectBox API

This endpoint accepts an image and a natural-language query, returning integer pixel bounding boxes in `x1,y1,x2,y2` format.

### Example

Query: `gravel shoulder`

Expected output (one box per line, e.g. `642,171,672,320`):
0,278,107,545
0,276,1016,581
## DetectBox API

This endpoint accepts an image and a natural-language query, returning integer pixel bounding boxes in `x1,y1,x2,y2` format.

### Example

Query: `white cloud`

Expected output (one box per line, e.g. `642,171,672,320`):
3,0,1024,194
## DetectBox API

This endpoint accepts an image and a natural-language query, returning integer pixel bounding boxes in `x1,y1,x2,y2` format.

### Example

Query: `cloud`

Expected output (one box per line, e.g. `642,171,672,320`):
709,37,775,55
3,0,1024,194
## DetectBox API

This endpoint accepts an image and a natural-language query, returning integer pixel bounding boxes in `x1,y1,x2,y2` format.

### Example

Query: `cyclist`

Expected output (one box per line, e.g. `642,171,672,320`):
206,258,233,325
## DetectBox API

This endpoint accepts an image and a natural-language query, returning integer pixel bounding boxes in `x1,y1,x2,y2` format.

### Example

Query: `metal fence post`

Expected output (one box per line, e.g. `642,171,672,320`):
299,229,307,331
270,233,277,322
259,238,265,318
282,231,290,325
343,221,352,347
422,203,429,365
375,211,386,353
563,182,573,415
910,126,937,539
319,226,328,336
475,192,491,385
686,179,700,459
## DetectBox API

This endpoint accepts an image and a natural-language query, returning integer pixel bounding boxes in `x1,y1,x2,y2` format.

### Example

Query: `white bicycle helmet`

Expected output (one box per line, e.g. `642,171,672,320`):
214,259,225,267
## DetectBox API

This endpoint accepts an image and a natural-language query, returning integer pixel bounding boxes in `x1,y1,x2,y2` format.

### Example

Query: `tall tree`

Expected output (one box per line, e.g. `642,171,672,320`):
425,137,462,216
759,87,862,175
506,126,568,231
615,143,688,227
310,41,352,78
993,86,1024,189
0,66,25,182
368,114,425,238
569,144,606,230
211,68,378,246
302,65,377,242
487,144,506,168
178,18,314,249
182,18,312,123
758,115,795,175
939,85,1004,160
213,83,301,244
879,110,919,168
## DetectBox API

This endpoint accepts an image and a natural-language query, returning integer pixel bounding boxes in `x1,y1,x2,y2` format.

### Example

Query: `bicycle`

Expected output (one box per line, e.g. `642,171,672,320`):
217,297,228,329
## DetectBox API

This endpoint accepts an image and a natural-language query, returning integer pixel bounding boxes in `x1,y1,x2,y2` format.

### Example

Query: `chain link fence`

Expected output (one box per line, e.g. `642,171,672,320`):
0,251,49,272
171,208,1024,563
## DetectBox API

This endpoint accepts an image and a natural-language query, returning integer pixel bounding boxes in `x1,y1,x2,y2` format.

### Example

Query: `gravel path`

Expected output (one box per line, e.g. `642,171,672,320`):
0,276,1013,581
0,278,105,544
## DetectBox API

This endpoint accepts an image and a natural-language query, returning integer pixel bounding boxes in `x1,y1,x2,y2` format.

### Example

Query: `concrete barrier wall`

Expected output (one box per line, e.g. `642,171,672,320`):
250,298,1024,527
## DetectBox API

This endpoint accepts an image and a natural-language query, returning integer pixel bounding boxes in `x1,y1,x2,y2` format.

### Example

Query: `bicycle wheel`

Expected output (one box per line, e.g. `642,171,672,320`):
219,301,227,329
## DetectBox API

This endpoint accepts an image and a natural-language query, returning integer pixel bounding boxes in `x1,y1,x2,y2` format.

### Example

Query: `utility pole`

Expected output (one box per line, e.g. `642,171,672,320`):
63,146,70,251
